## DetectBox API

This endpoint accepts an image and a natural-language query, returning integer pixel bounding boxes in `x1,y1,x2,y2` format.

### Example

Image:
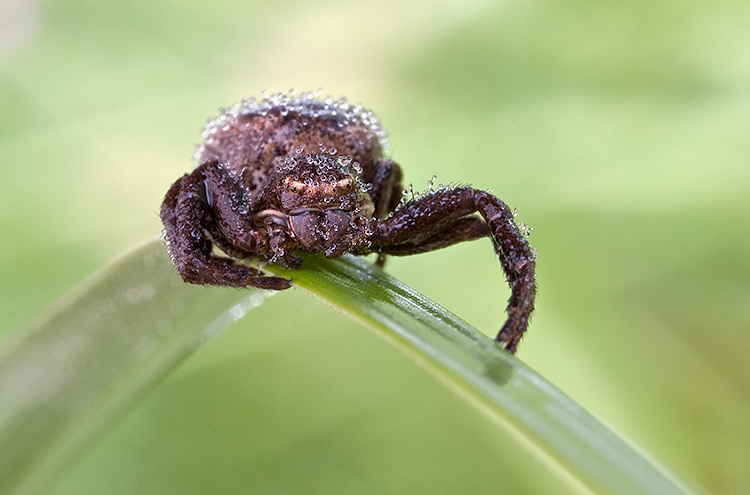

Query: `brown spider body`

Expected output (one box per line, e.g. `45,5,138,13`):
161,92,536,352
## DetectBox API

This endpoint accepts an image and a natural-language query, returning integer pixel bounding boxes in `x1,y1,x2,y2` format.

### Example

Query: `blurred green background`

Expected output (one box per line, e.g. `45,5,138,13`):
2,0,749,493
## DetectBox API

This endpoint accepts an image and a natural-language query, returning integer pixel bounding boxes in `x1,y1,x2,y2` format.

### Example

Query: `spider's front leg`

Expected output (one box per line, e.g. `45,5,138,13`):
367,186,536,353
160,160,292,290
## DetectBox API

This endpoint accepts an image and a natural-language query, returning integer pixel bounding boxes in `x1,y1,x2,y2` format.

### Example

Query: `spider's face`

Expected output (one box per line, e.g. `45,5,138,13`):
271,153,374,253
280,173,358,212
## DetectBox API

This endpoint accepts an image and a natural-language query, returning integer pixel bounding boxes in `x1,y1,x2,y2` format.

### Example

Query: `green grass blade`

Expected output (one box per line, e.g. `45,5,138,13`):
0,241,272,495
266,254,698,495
0,240,697,494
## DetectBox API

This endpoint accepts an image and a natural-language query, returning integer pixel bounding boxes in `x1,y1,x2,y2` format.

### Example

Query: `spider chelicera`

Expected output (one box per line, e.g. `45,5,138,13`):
160,91,536,352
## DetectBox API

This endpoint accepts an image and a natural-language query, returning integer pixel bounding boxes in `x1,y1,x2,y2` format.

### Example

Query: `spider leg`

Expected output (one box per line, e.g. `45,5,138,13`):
367,187,536,353
372,216,488,256
160,163,292,290
200,160,303,268
367,159,403,219
476,191,536,353
365,159,403,267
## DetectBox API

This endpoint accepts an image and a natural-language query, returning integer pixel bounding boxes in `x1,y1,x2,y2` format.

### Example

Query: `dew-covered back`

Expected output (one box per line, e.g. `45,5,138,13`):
195,93,389,200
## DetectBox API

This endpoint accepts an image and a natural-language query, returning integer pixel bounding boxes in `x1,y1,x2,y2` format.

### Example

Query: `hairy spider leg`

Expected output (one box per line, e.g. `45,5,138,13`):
366,186,536,353
199,160,302,268
367,159,404,218
161,161,293,290
365,159,403,267
367,216,489,256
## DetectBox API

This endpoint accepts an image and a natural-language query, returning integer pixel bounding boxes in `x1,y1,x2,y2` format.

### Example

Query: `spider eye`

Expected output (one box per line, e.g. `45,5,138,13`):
337,178,353,192
288,181,305,194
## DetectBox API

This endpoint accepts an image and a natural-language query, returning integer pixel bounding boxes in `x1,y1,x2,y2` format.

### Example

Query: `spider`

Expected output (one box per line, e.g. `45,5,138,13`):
161,91,536,352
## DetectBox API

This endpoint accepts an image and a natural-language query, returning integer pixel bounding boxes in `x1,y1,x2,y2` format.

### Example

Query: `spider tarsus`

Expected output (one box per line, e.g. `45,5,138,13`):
375,253,387,267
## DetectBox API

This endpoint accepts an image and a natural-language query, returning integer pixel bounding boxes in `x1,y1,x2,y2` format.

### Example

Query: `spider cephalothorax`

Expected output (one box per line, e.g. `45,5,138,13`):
255,152,375,259
161,91,536,352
